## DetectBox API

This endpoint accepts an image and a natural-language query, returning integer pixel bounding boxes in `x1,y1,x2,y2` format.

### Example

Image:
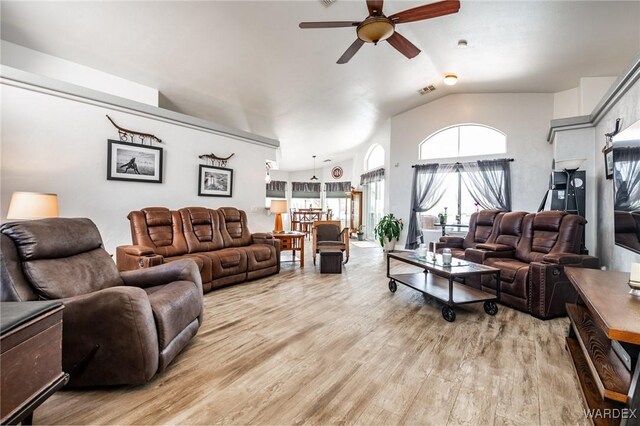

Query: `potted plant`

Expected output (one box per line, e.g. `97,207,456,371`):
438,207,448,225
356,225,365,241
374,214,404,251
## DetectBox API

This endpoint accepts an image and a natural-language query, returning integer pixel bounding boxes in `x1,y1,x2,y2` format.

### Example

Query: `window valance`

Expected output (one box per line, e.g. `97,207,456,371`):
292,182,321,199
266,180,286,198
360,168,384,185
325,181,351,198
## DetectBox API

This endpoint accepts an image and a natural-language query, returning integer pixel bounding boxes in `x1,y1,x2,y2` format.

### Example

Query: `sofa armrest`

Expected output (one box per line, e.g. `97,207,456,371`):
120,259,202,292
116,245,164,272
465,247,515,264
251,233,281,272
61,286,159,386
438,236,464,248
476,243,513,252
542,253,600,268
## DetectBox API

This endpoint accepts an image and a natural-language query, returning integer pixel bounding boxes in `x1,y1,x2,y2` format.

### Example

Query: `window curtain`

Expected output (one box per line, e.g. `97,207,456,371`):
405,163,456,249
360,168,384,185
292,182,321,199
461,159,512,211
266,180,287,198
614,146,640,211
325,181,351,198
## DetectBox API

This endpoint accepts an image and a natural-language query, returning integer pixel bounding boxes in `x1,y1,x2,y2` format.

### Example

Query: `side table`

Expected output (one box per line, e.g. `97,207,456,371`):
1,301,68,425
272,231,305,268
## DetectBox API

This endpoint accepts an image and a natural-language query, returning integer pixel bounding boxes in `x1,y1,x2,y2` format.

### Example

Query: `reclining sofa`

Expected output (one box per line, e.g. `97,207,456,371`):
437,210,600,319
0,218,203,386
117,207,280,292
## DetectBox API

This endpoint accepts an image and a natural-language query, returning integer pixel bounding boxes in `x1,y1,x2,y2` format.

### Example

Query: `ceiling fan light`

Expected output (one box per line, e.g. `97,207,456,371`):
443,74,458,85
357,18,395,43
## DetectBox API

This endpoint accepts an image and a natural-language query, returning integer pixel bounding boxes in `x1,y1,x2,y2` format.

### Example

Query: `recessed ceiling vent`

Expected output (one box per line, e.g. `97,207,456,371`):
418,85,436,95
320,0,336,7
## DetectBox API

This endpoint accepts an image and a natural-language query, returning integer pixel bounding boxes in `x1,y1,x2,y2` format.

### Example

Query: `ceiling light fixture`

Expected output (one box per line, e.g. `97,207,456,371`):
357,17,395,44
443,74,458,86
457,39,468,48
310,155,319,181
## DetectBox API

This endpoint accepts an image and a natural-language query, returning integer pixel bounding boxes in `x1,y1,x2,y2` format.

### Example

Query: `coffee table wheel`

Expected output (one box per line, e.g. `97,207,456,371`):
442,306,456,322
484,301,498,316
388,280,397,293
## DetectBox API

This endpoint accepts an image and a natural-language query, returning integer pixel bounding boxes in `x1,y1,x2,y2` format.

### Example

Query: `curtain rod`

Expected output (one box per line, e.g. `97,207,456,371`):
411,158,514,168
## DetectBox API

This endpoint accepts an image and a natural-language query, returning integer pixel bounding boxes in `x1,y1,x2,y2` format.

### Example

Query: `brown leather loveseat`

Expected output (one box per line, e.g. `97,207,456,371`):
467,211,599,319
435,209,504,258
0,218,203,387
117,207,280,292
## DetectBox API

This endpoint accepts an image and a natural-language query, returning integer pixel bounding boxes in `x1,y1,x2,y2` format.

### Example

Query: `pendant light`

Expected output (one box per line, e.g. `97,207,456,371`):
310,155,319,181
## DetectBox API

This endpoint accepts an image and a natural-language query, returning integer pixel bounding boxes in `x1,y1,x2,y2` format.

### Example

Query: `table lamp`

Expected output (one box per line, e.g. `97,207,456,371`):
6,192,59,220
270,200,288,233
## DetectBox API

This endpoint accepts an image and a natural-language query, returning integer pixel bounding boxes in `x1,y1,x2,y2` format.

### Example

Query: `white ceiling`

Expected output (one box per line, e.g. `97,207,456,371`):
2,1,639,170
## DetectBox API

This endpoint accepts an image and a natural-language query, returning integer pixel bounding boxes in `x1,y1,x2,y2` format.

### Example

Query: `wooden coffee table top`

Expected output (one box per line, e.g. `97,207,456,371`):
566,267,640,345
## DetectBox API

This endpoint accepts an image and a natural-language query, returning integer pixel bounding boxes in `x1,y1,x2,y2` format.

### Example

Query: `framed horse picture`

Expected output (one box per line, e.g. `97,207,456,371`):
107,140,163,183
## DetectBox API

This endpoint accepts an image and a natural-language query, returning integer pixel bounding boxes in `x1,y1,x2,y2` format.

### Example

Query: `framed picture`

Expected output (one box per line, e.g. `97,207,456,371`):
603,146,614,180
107,140,163,183
198,165,233,197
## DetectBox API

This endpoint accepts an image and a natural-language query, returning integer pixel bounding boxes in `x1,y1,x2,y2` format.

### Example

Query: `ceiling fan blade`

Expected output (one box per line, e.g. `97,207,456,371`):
389,0,460,24
337,39,365,64
366,0,384,16
299,21,360,29
387,32,421,59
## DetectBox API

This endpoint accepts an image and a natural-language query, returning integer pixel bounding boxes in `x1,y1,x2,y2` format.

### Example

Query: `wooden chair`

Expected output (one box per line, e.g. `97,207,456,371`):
312,220,350,265
290,208,300,232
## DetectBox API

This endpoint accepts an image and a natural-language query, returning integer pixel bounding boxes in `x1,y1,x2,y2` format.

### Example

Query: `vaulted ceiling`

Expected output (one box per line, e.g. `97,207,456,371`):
2,1,639,170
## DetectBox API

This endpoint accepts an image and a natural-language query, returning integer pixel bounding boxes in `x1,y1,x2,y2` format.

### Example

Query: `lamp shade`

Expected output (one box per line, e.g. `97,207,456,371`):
270,200,288,214
555,158,586,171
6,192,59,220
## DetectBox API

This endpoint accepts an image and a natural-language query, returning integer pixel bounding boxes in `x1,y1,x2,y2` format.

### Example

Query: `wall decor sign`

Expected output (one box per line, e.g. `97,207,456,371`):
331,166,344,180
107,140,163,183
198,165,233,197
198,152,235,167
106,115,162,145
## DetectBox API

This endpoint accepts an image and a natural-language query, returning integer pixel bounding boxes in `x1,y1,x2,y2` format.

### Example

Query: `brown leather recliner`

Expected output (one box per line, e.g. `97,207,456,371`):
435,209,504,259
0,218,203,387
117,207,280,292
469,211,599,319
614,210,640,251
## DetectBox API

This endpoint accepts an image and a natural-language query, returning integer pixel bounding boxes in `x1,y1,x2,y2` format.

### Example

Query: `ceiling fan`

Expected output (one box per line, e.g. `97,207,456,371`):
299,0,460,64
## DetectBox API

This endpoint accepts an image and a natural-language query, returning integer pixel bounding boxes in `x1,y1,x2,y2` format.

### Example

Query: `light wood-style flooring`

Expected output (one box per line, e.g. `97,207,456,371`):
36,243,587,425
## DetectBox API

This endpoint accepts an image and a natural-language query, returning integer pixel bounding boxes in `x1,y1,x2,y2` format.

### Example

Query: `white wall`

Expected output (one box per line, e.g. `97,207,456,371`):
1,41,159,106
551,127,597,250
1,83,277,254
594,80,640,271
552,77,616,119
389,93,555,246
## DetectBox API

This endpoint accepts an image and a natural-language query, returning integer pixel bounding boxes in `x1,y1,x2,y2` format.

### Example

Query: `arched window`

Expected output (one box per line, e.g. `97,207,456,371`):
366,144,385,171
419,124,506,160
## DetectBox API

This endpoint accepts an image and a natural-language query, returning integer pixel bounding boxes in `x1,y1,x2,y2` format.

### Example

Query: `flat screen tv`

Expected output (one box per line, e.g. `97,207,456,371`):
612,119,640,254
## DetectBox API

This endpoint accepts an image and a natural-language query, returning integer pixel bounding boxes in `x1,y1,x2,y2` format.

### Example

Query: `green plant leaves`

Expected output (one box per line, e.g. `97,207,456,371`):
373,214,404,246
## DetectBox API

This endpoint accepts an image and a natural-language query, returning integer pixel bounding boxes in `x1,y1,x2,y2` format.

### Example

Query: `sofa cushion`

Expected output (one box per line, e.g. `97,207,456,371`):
218,208,252,247
202,248,248,278
144,281,202,349
164,254,212,285
179,207,224,253
1,218,123,299
484,258,529,283
128,209,188,257
1,218,103,260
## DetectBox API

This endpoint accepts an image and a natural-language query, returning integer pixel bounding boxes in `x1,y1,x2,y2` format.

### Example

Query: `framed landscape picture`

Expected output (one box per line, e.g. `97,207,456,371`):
198,165,233,197
603,146,614,180
107,140,163,183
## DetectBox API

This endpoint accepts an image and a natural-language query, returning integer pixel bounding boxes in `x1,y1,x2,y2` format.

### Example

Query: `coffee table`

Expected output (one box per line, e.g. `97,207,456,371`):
386,250,501,322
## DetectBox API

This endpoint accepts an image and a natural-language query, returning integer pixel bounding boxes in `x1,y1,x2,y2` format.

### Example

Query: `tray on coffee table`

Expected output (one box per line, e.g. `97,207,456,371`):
386,250,501,322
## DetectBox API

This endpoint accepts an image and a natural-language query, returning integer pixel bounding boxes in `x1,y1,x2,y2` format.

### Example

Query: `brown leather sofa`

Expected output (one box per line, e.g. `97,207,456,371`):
614,210,640,251
435,209,504,258
0,218,203,387
467,210,599,319
117,207,280,292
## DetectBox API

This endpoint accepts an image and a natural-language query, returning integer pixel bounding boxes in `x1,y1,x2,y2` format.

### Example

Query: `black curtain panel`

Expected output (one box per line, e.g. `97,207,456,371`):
266,180,287,198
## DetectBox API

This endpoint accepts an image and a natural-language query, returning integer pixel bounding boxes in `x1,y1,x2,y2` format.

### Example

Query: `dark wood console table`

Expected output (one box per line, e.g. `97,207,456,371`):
565,267,640,426
1,301,68,425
